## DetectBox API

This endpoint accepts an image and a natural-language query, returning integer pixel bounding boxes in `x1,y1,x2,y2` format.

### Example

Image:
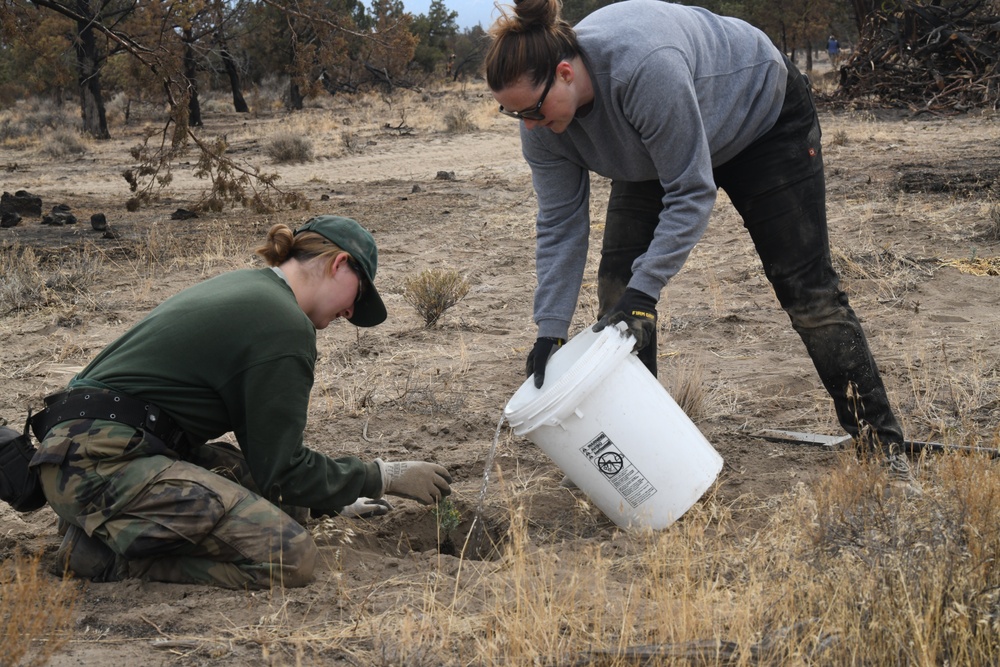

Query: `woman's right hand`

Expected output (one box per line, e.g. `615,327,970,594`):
526,337,564,388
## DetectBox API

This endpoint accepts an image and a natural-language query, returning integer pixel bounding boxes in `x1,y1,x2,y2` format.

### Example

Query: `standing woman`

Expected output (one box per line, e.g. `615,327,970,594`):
31,215,452,589
486,0,908,466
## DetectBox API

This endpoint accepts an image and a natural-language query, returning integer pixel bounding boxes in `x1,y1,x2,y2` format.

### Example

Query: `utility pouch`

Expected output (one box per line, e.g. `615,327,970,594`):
0,416,47,513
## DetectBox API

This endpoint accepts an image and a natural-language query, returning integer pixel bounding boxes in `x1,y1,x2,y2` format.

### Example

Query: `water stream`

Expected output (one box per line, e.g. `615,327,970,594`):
463,410,506,558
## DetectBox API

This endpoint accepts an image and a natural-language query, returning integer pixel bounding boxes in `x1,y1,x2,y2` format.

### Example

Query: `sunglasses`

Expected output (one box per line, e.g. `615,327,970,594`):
498,70,556,121
346,257,366,304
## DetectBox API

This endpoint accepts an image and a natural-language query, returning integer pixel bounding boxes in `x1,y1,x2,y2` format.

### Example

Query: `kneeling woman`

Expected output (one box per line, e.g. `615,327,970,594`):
31,215,452,589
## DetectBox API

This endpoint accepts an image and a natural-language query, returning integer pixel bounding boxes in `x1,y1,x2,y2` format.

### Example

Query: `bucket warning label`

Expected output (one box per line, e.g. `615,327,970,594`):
580,432,657,507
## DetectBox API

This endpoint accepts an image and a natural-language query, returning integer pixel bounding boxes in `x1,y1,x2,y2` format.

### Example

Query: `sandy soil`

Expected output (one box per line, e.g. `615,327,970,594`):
3,70,1000,665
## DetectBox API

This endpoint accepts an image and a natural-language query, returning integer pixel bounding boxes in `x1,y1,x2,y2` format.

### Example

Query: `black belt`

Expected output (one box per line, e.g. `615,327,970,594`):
31,387,187,450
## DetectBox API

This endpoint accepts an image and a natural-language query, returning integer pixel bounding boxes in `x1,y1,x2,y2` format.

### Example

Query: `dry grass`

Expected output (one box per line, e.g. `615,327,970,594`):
0,244,104,315
443,108,478,134
196,451,1000,665
0,103,79,149
0,553,79,667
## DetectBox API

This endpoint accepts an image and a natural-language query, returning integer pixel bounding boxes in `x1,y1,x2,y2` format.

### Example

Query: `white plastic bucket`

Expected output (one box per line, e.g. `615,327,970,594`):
504,324,723,530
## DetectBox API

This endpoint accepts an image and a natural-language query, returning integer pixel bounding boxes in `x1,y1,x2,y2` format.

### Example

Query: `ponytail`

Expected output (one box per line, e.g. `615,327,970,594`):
256,223,349,268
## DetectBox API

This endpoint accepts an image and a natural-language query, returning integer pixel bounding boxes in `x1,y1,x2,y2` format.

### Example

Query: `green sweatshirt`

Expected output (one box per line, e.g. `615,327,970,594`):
70,268,381,515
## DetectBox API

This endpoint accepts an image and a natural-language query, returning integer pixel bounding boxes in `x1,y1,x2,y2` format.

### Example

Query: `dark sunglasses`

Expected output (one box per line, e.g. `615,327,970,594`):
346,257,366,304
498,70,556,121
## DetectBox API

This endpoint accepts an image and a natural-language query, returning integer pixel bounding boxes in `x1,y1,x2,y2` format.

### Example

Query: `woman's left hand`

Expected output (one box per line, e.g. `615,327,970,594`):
339,497,393,518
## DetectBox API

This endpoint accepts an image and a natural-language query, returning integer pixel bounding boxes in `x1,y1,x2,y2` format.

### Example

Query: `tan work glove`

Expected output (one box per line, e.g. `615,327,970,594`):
375,458,453,505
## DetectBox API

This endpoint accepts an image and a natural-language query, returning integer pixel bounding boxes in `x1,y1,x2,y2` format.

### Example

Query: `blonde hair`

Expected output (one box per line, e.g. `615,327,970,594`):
255,223,350,268
486,0,580,92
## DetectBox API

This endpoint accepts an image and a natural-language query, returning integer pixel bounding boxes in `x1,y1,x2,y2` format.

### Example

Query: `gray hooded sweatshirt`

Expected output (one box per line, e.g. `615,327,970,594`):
522,0,787,340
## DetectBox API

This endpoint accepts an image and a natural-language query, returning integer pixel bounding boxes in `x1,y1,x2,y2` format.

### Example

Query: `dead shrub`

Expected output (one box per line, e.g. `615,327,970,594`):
266,132,314,163
403,268,470,327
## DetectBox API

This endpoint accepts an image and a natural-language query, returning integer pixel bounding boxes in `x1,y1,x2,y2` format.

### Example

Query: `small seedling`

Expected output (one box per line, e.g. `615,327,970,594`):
432,497,461,536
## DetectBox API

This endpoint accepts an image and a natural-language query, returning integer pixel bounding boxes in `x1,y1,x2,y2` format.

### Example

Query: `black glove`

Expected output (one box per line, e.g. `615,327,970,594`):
526,337,564,388
593,288,658,353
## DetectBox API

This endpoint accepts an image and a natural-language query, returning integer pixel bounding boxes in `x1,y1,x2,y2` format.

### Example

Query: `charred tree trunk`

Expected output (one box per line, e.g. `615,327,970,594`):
219,46,249,113
73,0,109,139
851,0,874,32
183,27,203,127
289,81,304,110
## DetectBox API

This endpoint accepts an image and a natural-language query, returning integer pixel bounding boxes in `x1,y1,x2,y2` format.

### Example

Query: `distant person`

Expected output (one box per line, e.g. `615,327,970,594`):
31,215,453,589
827,35,841,67
485,0,909,472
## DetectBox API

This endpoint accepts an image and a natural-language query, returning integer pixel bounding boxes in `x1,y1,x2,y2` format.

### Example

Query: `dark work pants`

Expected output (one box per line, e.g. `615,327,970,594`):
598,60,904,450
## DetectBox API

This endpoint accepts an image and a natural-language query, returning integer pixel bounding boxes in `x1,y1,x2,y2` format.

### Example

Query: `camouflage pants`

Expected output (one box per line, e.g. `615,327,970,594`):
33,419,317,589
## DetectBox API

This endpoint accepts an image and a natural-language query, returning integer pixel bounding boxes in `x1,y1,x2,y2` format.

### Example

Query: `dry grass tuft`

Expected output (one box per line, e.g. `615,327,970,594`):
666,358,710,422
833,232,929,308
0,245,49,314
0,552,79,666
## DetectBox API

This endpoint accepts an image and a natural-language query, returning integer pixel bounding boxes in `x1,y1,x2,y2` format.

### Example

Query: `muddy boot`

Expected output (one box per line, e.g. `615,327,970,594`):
882,449,913,480
53,525,122,582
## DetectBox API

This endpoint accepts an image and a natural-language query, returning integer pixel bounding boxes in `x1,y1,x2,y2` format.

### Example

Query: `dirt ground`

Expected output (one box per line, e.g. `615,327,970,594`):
3,63,1000,665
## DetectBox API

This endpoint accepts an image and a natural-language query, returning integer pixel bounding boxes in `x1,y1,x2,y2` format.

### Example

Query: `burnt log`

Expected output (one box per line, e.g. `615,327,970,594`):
1,190,42,217
838,0,1000,112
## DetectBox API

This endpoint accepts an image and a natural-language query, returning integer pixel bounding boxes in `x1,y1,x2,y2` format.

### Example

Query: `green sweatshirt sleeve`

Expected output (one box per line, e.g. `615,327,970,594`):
224,352,382,515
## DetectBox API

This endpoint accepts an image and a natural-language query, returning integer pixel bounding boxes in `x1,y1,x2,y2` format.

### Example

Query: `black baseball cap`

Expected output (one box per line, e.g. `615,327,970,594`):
295,215,387,327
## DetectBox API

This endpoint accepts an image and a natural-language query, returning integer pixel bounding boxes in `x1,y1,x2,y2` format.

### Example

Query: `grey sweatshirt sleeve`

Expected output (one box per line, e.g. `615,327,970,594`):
523,135,592,340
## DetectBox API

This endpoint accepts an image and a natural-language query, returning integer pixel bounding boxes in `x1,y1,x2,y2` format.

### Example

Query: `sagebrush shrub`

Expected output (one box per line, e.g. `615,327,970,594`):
444,109,477,134
266,132,313,163
38,129,87,157
403,269,470,327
